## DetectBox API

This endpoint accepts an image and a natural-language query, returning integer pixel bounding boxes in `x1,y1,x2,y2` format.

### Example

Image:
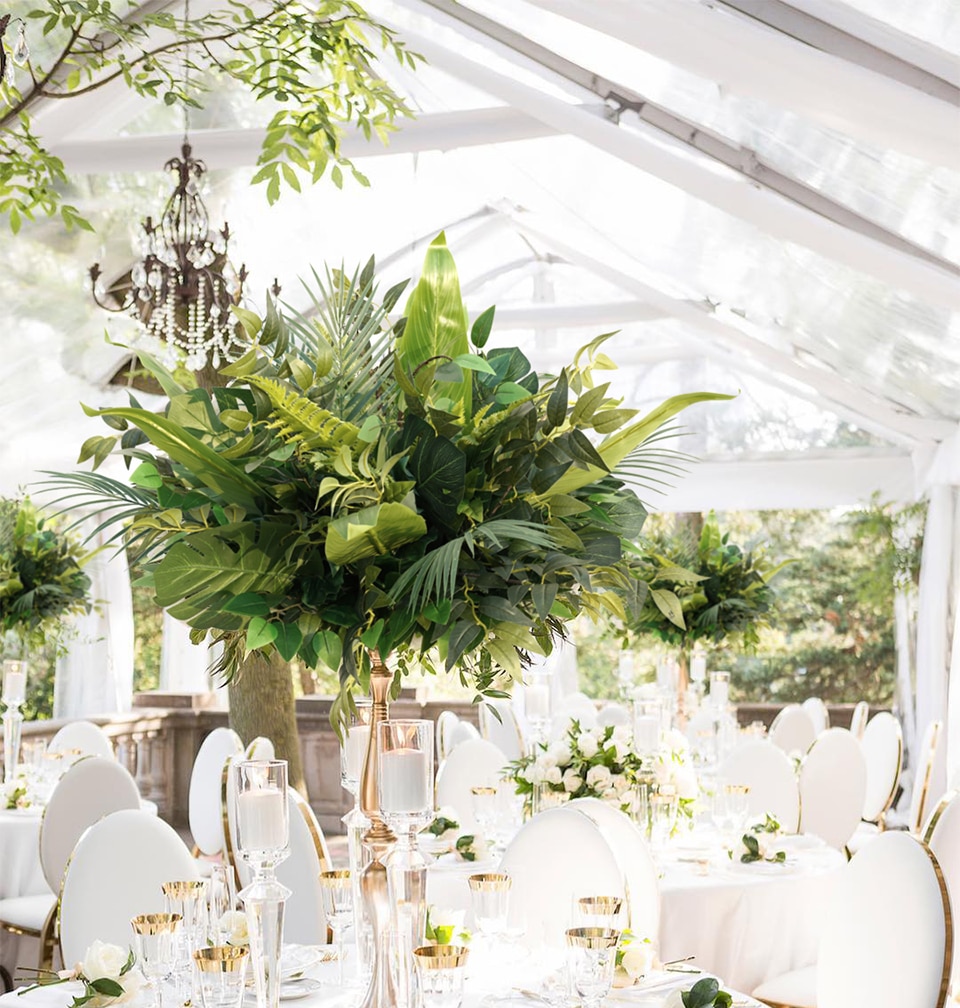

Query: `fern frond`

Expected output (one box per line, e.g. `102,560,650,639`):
246,376,360,451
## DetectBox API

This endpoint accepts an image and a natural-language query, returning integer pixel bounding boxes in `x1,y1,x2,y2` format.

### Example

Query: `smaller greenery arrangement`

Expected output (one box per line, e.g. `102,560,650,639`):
453,834,487,862
424,906,469,945
0,496,92,655
729,813,787,865
2,777,31,810
664,978,733,1008
19,941,140,1008
614,929,656,984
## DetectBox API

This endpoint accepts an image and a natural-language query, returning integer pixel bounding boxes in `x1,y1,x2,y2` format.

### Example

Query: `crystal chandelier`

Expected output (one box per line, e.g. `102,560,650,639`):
90,142,275,369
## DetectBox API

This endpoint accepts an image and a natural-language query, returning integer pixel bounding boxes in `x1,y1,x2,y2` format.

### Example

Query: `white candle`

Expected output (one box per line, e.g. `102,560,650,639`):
342,724,370,783
525,684,550,720
3,670,25,705
237,788,287,852
379,748,430,814
691,654,707,683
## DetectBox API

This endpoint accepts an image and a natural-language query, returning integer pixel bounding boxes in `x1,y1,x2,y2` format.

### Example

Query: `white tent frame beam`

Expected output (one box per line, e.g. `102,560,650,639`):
527,0,960,167
394,0,960,310
717,0,959,101
504,208,955,448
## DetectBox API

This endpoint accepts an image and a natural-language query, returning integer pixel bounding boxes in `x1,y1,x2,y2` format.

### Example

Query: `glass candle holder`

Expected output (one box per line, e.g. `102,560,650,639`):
377,720,434,833
235,760,289,871
709,671,730,708
522,670,552,747
2,659,27,785
339,698,372,981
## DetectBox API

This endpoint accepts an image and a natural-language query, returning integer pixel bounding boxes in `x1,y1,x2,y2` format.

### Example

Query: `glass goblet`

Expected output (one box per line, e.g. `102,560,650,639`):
162,879,208,981
192,946,248,1008
319,869,352,986
470,786,498,844
467,872,511,945
413,944,469,1008
575,896,623,931
564,927,620,1008
132,912,182,1008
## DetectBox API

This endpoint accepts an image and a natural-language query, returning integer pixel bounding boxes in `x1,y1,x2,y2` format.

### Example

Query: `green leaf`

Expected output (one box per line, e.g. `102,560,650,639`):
246,616,279,651
650,588,685,629
129,461,164,489
470,306,495,348
88,979,124,998
274,621,303,661
451,353,496,375
546,369,568,430
222,593,273,617
408,433,465,527
325,502,427,566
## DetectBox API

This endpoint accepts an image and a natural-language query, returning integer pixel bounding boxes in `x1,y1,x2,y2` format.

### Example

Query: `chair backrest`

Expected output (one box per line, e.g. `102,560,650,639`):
567,798,659,941
275,789,330,944
850,700,870,739
801,697,830,735
719,739,801,832
798,728,867,850
435,738,510,832
909,720,943,834
554,692,598,729
924,790,960,997
498,805,624,949
189,727,244,857
596,704,631,729
40,756,141,892
447,719,480,752
47,721,114,760
816,832,951,1008
59,809,199,966
436,710,461,761
859,711,902,823
478,699,525,762
245,736,275,760
768,704,817,757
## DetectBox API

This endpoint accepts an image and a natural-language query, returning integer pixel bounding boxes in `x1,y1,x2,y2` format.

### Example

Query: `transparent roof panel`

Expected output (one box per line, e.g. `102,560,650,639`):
826,0,960,51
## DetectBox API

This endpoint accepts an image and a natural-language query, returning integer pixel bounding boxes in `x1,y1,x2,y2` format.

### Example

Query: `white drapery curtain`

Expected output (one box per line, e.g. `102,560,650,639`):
159,613,226,705
53,533,134,718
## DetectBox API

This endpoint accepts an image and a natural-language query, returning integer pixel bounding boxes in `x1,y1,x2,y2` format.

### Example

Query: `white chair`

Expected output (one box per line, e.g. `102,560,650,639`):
801,697,829,736
275,789,331,944
720,740,801,833
435,738,510,832
189,727,244,857
436,710,461,761
849,700,870,739
478,699,525,762
245,736,275,760
768,705,817,757
59,809,199,966
0,756,141,971
752,832,951,1008
447,719,480,751
498,805,624,950
908,720,943,835
924,790,960,998
568,798,659,941
554,692,598,729
47,720,115,760
859,711,902,825
798,729,867,850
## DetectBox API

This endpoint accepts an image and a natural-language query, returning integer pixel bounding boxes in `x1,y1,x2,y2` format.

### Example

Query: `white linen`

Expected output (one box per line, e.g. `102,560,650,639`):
0,810,53,975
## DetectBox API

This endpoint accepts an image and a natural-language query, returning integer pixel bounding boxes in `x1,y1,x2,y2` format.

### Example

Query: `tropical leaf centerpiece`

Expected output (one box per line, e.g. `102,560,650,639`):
47,235,730,724
0,496,92,655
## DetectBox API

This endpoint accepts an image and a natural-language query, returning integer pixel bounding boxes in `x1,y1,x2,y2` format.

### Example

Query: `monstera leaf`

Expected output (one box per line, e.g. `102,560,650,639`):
324,502,428,565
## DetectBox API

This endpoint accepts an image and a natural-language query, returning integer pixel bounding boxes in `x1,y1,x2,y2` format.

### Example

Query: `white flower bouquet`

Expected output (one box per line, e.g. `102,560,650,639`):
730,813,787,864
20,940,141,1008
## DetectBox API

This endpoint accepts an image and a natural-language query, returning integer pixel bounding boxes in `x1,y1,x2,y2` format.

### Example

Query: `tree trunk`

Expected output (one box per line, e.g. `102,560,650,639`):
227,646,306,796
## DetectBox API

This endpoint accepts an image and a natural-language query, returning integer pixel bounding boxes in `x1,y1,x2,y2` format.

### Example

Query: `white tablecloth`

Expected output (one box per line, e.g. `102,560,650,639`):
0,809,54,979
425,836,844,994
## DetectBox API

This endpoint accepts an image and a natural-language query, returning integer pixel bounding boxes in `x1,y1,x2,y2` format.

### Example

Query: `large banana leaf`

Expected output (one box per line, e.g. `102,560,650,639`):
85,405,265,511
397,232,471,416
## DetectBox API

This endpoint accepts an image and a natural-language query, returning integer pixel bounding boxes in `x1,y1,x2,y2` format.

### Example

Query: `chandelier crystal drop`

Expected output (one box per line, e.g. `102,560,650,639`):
90,142,276,369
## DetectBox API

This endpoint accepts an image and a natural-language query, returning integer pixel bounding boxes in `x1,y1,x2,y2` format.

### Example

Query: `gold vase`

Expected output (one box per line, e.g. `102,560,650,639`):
357,652,399,1008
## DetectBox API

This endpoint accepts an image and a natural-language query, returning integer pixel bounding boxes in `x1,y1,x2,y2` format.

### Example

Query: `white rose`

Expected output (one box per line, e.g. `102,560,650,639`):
220,910,249,946
620,942,656,980
601,786,619,802
586,764,612,789
545,766,562,785
663,989,686,1008
673,765,699,801
527,764,546,786
655,760,673,787
612,725,631,747
662,729,689,755
548,741,571,767
537,751,558,770
578,733,599,759
612,773,631,794
562,768,582,793
82,941,129,982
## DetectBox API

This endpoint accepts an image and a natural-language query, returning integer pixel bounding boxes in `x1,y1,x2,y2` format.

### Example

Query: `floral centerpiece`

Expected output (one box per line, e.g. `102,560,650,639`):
729,812,786,864
0,496,92,657
20,941,140,1008
45,235,729,727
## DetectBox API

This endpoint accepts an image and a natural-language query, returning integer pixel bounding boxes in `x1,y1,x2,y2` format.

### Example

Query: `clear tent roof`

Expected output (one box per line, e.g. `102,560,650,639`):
2,0,958,508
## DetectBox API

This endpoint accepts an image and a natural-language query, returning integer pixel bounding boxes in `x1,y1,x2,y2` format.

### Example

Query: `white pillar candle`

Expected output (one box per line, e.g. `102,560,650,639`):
379,748,430,813
3,670,25,705
237,788,286,851
343,724,370,783
524,684,550,720
690,654,707,683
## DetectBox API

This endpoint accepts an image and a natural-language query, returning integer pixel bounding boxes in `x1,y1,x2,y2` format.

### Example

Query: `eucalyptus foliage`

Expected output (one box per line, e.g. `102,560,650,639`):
0,496,92,654
0,0,418,232
623,510,787,654
45,235,729,724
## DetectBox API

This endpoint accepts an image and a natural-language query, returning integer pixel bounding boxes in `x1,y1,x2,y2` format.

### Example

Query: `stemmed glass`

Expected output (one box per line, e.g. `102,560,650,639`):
132,912,182,1008
467,873,511,948
522,670,552,748
318,869,352,986
206,863,238,945
470,786,498,845
162,879,208,995
564,927,620,1008
575,896,623,932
